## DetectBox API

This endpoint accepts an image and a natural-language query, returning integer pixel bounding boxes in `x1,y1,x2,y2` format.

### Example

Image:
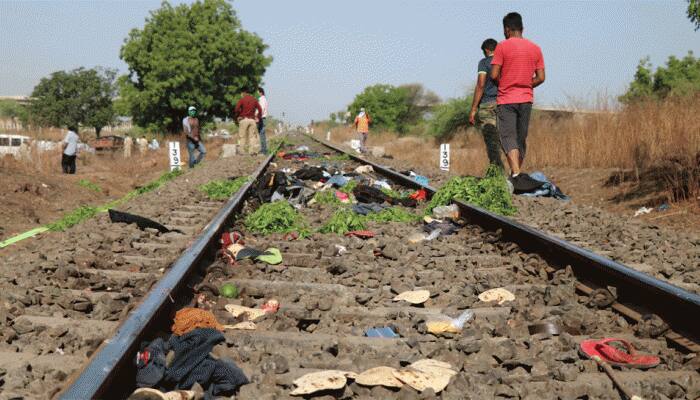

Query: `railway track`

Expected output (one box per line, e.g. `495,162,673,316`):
6,133,699,399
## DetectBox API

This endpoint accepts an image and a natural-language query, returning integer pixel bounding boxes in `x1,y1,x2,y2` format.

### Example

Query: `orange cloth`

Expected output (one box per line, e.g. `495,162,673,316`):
171,307,224,336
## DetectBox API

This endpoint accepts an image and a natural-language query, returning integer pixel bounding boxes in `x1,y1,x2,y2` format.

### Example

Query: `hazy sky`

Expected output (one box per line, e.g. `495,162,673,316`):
1,0,698,124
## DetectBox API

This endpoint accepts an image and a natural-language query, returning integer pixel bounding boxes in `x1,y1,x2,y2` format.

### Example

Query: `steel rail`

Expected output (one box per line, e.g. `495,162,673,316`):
59,152,276,399
310,135,700,351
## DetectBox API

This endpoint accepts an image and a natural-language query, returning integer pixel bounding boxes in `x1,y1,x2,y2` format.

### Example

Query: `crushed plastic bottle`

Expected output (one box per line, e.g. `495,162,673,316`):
433,204,459,220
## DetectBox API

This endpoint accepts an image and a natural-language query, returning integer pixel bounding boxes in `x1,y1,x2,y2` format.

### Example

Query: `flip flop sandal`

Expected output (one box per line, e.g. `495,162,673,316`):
579,338,660,369
345,230,375,239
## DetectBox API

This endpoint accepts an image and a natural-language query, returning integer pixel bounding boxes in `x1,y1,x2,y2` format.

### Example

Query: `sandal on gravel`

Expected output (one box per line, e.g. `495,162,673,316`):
579,338,660,369
345,230,375,239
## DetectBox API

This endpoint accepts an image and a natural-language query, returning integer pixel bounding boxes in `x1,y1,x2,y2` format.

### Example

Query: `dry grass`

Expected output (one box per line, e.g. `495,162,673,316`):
320,95,700,202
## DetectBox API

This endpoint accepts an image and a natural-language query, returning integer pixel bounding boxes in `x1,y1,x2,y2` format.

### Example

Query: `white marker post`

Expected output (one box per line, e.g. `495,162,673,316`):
168,141,182,171
439,143,450,171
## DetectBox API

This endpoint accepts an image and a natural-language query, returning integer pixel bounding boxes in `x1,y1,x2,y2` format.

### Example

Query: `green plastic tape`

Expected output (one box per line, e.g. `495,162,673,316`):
0,226,49,248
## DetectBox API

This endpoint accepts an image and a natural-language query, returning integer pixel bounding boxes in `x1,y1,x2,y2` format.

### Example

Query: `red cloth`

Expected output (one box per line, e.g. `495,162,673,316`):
235,94,262,120
491,38,544,105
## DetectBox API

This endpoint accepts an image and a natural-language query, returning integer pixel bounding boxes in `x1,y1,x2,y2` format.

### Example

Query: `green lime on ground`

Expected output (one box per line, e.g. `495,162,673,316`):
220,283,239,298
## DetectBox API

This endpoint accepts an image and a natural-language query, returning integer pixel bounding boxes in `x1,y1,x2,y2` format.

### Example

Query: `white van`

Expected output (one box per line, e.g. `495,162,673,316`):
0,134,31,158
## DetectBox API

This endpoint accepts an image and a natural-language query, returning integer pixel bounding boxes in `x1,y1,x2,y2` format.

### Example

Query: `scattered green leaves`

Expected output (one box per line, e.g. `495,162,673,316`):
318,208,366,235
78,179,102,193
338,179,358,195
427,165,516,216
132,169,183,196
326,153,350,161
199,177,248,200
365,207,420,223
268,136,289,153
380,187,406,199
47,205,100,231
313,189,341,205
245,201,309,236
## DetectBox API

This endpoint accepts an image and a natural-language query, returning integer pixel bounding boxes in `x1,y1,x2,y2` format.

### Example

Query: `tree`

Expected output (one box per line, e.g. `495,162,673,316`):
119,0,272,133
620,52,700,103
28,67,117,136
347,83,439,133
0,100,28,129
689,0,699,30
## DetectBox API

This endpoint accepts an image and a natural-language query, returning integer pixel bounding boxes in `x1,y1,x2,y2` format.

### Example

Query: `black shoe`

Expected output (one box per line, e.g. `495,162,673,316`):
509,173,545,194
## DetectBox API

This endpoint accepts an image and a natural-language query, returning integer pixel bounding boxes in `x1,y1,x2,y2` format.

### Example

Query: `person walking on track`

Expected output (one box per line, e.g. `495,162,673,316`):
182,106,206,168
257,87,269,154
235,89,263,155
490,12,545,187
469,38,503,169
61,126,79,174
353,108,371,154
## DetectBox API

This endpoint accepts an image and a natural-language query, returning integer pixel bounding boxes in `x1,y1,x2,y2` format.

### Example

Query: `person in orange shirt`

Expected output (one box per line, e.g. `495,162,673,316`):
353,107,371,154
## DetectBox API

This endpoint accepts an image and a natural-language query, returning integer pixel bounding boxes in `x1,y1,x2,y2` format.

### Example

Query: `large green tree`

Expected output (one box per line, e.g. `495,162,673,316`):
0,100,28,129
28,67,117,136
620,52,700,103
119,0,271,133
689,0,699,30
347,83,439,133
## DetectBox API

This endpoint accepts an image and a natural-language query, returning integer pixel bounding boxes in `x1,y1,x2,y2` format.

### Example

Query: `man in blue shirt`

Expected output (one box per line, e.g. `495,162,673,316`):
468,38,503,169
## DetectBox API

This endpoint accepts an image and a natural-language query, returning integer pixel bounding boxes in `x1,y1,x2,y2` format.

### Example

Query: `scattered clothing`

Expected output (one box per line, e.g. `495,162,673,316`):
293,166,326,181
254,171,288,203
335,191,350,203
422,220,461,236
408,188,427,202
164,328,248,398
518,172,569,200
325,174,349,188
171,308,224,336
352,202,387,216
634,207,653,217
135,337,168,389
108,209,182,234
353,184,391,204
508,172,545,194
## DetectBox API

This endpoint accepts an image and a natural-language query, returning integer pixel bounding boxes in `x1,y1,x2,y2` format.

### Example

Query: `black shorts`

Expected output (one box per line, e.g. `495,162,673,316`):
497,103,532,157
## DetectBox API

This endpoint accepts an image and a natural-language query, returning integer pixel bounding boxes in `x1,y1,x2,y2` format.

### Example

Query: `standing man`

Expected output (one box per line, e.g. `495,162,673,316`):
257,87,269,154
61,126,79,174
490,12,545,184
469,38,503,169
123,134,133,158
183,106,206,168
234,89,263,155
353,108,371,154
137,136,149,155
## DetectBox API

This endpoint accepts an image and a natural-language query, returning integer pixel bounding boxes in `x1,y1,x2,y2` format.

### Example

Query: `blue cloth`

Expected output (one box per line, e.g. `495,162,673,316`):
520,171,569,200
186,140,206,168
135,337,167,388
257,117,267,154
325,174,349,187
352,202,387,215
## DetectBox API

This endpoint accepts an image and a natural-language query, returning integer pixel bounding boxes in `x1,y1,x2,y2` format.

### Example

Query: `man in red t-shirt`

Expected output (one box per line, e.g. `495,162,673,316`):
490,12,545,183
235,89,263,154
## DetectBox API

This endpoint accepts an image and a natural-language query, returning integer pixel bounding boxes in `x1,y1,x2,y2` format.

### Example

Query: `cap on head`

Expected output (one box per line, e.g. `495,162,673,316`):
188,106,197,116
360,107,365,112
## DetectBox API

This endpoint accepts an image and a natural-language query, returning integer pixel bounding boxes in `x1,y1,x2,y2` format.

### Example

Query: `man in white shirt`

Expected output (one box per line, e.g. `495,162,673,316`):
257,87,269,154
61,126,80,174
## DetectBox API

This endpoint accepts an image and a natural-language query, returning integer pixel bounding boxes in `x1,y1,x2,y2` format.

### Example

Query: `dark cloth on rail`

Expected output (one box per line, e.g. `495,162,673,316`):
135,328,248,399
135,337,168,388
254,171,288,203
109,209,182,234
293,166,326,181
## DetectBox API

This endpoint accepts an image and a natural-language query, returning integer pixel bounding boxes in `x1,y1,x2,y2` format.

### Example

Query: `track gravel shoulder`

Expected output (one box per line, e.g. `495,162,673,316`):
0,154,263,399
333,138,699,294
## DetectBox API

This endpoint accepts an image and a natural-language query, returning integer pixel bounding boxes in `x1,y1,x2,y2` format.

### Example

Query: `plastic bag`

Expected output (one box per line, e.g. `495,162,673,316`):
433,204,459,220
426,310,474,334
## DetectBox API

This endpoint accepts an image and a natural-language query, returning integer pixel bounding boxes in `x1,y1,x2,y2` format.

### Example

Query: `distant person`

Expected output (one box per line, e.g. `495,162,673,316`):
182,106,206,167
468,38,504,169
137,136,149,155
257,87,269,154
490,12,545,186
61,126,79,174
149,138,160,151
123,134,133,158
353,108,371,154
234,89,263,155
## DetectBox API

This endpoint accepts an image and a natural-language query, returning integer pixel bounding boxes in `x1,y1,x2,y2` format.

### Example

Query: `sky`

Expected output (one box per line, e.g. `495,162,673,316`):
1,0,699,124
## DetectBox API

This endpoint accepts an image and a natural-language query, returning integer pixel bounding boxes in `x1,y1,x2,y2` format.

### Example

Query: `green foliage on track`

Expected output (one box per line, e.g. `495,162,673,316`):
199,177,248,200
47,206,100,232
427,165,516,216
312,190,341,205
245,201,309,236
29,67,117,136
318,208,367,235
78,179,102,193
119,0,272,133
365,207,420,223
131,169,183,196
338,180,358,195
